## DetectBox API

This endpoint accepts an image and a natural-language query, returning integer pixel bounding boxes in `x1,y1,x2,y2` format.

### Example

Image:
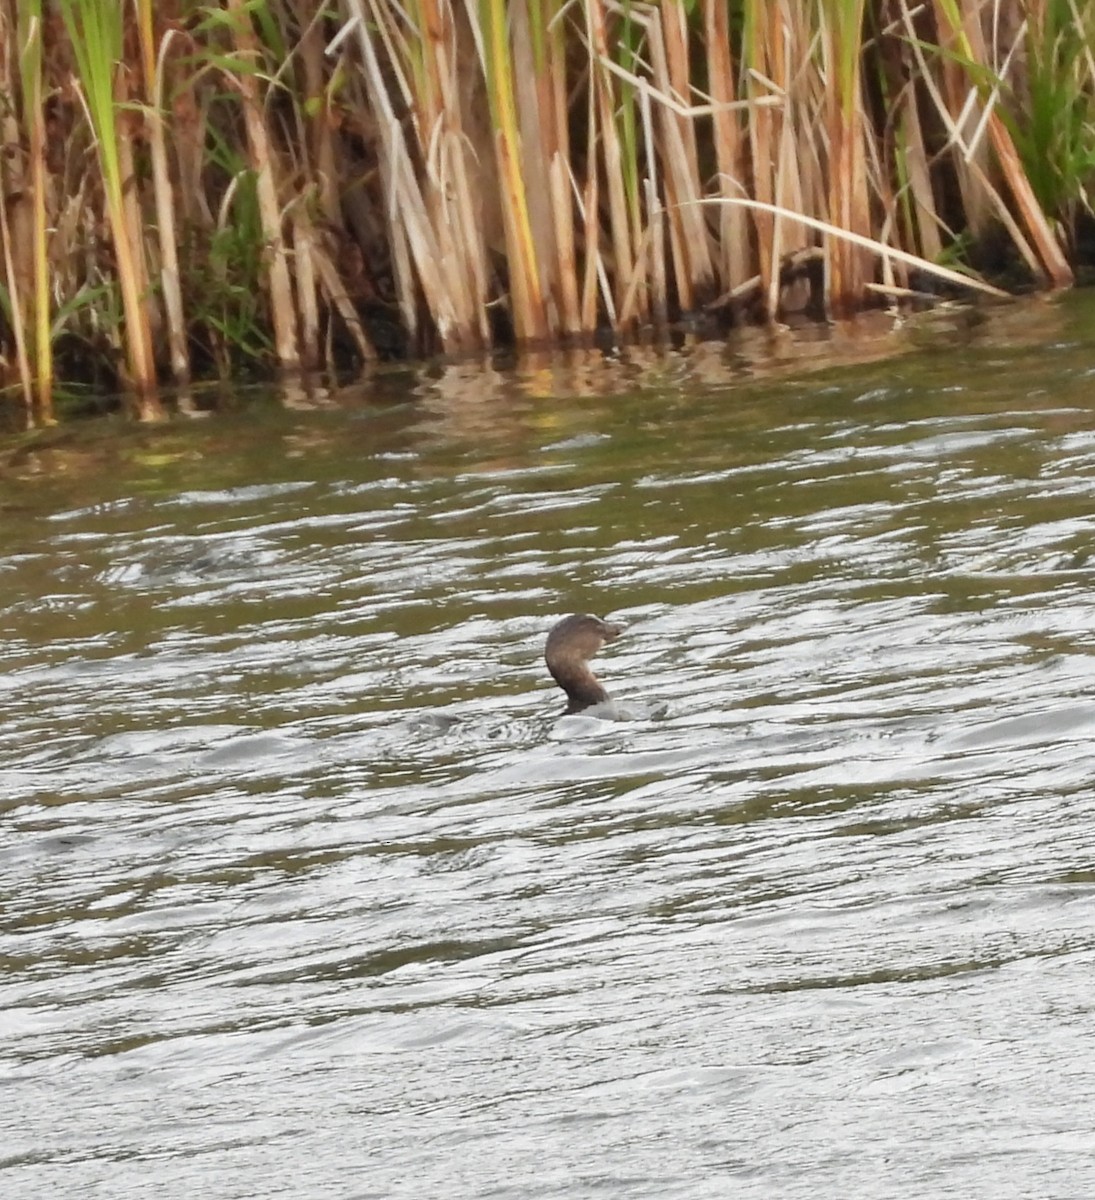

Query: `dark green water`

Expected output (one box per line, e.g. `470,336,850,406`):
3,297,1095,1198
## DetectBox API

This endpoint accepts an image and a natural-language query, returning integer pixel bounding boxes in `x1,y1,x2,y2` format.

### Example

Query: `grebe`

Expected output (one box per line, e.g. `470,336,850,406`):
545,614,624,715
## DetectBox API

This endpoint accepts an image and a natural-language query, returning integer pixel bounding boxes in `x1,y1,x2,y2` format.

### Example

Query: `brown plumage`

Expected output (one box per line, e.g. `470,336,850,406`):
545,613,624,714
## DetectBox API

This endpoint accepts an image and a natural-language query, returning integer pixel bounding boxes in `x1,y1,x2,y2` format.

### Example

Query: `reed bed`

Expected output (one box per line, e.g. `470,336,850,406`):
0,0,1092,420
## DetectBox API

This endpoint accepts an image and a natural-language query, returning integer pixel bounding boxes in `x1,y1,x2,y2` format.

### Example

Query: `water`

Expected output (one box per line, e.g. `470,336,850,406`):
3,299,1095,1198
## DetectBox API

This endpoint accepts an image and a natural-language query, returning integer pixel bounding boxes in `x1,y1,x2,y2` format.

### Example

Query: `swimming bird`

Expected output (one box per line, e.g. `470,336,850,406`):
545,613,624,715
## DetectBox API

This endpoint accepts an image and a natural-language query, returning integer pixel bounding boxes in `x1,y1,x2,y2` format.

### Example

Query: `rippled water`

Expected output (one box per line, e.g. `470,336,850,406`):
4,301,1095,1198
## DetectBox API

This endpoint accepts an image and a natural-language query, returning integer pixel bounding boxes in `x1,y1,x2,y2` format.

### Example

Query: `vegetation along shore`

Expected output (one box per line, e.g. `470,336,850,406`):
0,1,1092,423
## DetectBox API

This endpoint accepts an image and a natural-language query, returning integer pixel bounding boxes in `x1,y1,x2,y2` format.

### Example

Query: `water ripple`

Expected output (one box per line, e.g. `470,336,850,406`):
5,331,1095,1197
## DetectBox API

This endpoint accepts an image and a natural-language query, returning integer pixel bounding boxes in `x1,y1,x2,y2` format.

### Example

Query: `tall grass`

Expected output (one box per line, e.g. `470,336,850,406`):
57,0,162,420
1006,0,1095,249
0,0,1092,416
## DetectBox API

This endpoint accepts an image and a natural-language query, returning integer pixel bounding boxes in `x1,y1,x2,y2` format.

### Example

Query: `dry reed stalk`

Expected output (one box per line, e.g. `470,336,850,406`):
411,0,480,347
898,0,1056,283
742,2,784,316
309,236,377,363
703,0,749,293
358,0,489,352
930,0,993,237
701,194,1010,299
4,2,52,419
886,14,945,264
25,16,52,421
170,67,209,230
510,1,558,332
475,0,550,342
617,80,662,329
578,92,604,331
115,67,160,373
293,0,343,231
903,115,945,261
291,206,321,369
1,14,29,412
822,0,874,314
53,180,91,310
549,152,582,335
987,124,1074,286
534,0,582,335
585,0,638,325
641,79,667,327
771,12,816,304
0,151,34,414
764,6,808,317
641,0,716,311
932,0,1072,287
609,61,657,328
872,9,939,267
225,0,301,372
646,171,669,330
345,0,425,348
861,120,905,294
136,1,189,390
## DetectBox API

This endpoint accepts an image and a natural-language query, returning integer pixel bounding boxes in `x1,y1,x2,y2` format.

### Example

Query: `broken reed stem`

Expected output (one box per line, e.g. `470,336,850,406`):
930,0,1073,288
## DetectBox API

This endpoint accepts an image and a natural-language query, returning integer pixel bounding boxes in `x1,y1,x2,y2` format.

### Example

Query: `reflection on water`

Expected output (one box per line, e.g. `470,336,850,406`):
4,295,1095,1198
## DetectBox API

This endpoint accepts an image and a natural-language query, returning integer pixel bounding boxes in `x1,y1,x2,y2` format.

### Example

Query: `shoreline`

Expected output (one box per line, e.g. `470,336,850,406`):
1,4,1091,422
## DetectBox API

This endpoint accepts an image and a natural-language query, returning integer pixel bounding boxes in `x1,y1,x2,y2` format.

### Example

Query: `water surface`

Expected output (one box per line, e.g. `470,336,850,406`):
3,299,1095,1198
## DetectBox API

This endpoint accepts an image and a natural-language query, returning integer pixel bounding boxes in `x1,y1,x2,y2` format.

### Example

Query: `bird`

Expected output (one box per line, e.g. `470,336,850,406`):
544,613,624,715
